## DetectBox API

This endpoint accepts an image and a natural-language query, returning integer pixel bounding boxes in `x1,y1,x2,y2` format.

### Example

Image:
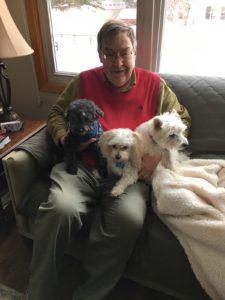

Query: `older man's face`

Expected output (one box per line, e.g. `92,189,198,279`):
99,31,136,89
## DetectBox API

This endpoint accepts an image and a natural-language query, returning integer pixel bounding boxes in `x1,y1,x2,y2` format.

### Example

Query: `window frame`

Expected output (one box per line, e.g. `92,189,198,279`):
24,0,165,94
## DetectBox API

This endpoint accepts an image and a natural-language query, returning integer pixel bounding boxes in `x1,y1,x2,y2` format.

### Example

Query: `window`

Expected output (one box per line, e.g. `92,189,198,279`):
47,0,137,74
25,0,163,93
205,6,216,20
221,6,225,20
159,0,225,76
25,0,225,94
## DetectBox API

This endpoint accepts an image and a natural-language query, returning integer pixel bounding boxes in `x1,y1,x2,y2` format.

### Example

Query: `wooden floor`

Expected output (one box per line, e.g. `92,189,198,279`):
0,220,177,300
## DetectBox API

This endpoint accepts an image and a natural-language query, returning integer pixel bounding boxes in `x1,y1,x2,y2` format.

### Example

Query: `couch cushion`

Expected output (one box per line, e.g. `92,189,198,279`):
125,202,210,300
160,74,225,155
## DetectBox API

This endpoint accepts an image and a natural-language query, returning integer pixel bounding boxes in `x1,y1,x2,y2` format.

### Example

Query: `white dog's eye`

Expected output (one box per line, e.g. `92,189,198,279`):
112,145,117,149
121,146,128,151
169,134,176,139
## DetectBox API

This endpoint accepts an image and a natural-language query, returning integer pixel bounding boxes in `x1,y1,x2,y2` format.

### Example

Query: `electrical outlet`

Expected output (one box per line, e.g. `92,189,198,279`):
37,96,44,107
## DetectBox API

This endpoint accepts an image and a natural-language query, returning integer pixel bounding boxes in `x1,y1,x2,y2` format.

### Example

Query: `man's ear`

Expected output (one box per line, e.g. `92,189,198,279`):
98,50,104,64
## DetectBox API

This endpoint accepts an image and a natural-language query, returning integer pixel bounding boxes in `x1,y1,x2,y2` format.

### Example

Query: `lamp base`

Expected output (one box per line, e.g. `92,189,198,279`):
0,107,21,122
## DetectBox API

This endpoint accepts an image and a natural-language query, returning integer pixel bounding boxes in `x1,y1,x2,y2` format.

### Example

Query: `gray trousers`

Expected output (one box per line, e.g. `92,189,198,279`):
27,162,149,300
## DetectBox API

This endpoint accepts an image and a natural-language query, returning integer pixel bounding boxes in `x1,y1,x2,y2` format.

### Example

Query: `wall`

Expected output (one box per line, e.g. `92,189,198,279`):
4,0,57,120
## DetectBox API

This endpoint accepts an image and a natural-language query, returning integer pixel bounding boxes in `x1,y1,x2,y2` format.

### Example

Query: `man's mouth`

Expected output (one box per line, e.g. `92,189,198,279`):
111,68,126,74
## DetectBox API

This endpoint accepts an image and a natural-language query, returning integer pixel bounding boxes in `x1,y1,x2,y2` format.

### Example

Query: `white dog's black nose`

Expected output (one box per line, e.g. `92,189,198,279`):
115,154,121,160
181,141,188,148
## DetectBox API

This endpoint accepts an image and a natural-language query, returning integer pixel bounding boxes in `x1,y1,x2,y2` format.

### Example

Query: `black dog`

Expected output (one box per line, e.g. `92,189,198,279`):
64,99,107,176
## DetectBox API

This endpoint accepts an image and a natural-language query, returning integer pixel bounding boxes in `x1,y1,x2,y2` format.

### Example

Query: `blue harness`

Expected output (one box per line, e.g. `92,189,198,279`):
115,161,126,169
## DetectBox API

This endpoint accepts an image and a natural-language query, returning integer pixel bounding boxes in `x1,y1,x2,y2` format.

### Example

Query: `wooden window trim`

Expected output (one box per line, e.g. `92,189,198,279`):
24,0,164,94
24,0,65,93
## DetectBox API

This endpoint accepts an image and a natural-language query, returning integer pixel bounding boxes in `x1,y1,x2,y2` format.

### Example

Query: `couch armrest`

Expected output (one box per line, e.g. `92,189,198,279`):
2,150,39,237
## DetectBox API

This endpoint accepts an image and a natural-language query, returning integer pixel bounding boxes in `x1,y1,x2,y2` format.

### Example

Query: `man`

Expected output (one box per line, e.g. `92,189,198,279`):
28,19,190,300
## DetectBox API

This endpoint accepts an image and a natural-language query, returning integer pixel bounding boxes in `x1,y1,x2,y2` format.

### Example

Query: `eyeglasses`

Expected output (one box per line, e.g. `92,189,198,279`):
101,49,134,62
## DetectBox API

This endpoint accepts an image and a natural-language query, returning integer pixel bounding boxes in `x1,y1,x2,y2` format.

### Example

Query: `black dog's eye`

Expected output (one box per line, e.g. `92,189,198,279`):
169,134,176,139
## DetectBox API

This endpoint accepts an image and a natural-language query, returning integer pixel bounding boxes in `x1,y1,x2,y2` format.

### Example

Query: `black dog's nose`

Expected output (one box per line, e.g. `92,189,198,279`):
115,154,121,160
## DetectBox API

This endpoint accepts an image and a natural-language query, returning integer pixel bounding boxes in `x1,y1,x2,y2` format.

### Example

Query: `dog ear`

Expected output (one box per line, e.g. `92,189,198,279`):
92,102,104,118
65,109,71,128
153,117,163,130
98,131,115,158
96,107,104,117
130,132,143,169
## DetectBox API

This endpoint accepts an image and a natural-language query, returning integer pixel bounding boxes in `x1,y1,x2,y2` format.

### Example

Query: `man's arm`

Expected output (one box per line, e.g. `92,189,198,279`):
47,75,80,145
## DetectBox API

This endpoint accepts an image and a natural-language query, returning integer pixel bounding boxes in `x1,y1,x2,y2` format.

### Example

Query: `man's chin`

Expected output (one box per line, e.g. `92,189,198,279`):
111,77,130,88
105,71,131,88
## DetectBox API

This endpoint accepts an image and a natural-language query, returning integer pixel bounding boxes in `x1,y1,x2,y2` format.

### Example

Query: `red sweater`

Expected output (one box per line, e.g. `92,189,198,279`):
80,67,160,131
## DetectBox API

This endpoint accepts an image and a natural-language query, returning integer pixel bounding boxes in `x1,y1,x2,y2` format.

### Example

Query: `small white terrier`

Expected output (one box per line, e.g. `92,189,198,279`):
99,110,188,197
136,110,189,171
99,128,144,197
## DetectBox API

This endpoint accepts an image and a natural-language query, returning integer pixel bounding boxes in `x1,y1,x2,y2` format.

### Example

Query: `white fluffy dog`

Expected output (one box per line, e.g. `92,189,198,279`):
99,128,144,197
136,110,189,171
99,110,188,197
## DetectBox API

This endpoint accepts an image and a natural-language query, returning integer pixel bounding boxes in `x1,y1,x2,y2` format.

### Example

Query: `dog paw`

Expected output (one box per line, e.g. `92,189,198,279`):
111,186,124,197
92,169,101,179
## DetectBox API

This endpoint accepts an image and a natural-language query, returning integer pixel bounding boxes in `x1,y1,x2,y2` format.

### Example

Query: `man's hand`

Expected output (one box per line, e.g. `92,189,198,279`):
59,135,66,146
138,153,161,181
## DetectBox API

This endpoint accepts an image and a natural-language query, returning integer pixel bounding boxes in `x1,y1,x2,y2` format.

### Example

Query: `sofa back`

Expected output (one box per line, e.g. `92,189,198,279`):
160,74,225,155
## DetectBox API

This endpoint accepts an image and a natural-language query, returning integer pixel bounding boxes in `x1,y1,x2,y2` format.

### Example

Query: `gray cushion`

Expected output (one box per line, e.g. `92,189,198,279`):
160,74,225,155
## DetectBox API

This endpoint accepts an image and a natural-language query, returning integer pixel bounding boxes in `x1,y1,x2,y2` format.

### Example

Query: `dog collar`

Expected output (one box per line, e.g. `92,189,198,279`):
115,161,126,169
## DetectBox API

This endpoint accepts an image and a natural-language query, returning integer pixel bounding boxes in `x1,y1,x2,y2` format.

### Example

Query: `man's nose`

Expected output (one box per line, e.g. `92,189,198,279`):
112,55,123,66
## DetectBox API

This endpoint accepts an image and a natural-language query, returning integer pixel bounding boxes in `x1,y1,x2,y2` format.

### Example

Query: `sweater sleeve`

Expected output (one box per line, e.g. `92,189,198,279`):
47,75,80,145
156,78,191,136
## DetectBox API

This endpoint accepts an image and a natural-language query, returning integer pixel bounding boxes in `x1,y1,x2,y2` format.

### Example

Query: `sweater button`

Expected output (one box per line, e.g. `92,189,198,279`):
137,104,143,111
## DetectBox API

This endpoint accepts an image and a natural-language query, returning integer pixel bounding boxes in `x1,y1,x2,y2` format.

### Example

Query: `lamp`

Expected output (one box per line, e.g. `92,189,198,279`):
0,0,33,122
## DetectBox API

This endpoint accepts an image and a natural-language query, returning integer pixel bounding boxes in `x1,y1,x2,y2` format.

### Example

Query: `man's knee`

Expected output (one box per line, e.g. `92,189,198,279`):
48,180,86,216
117,205,146,235
102,200,146,239
37,189,82,232
110,184,148,235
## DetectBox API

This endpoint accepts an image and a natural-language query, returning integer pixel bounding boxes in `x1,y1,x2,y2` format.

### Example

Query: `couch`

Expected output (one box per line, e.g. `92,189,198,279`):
3,74,225,300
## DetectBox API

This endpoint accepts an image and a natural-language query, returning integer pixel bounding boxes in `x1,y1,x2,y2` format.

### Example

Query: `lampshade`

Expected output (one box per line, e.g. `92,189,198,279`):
0,0,33,58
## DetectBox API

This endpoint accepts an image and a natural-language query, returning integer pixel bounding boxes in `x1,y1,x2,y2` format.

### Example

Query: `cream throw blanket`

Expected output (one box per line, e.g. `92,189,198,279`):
152,159,225,300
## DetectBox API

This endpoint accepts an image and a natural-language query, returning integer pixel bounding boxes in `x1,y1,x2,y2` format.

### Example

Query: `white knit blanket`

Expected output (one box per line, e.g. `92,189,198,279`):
152,159,225,300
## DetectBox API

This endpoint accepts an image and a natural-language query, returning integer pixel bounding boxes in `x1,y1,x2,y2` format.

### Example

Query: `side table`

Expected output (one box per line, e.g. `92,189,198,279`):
0,119,46,228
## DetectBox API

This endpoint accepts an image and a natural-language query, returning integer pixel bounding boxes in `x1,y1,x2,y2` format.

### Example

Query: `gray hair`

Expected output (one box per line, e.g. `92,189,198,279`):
97,19,137,52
